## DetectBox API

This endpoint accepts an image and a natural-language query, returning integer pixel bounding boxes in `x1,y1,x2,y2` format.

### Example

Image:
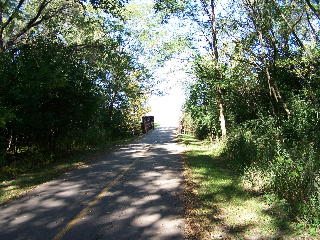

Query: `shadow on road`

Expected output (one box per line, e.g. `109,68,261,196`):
0,127,185,240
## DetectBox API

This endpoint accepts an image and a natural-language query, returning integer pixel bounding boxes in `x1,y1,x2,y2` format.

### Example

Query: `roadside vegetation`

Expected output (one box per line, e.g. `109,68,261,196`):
180,134,318,239
156,0,320,232
0,136,138,204
0,1,152,176
0,0,173,205
1,0,320,236
0,0,185,205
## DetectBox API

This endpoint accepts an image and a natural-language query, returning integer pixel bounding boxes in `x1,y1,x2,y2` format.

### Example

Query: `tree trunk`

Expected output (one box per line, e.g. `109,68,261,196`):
257,30,291,116
6,129,13,152
216,87,227,136
210,0,227,137
270,0,305,50
0,2,4,51
210,0,219,61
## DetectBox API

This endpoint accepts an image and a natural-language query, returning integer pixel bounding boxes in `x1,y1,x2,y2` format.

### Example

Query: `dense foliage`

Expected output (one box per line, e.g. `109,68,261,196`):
0,1,150,165
177,0,320,226
2,0,320,229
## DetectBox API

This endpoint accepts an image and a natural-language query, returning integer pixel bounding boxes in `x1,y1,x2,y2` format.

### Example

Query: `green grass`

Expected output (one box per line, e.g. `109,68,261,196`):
0,136,139,205
180,134,313,239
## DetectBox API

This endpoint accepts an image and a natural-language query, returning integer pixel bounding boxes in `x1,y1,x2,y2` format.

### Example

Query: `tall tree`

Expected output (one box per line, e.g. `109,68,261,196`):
155,0,228,136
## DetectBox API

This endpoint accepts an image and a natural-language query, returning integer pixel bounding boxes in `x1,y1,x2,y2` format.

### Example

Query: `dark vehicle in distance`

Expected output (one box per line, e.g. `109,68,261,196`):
141,116,154,133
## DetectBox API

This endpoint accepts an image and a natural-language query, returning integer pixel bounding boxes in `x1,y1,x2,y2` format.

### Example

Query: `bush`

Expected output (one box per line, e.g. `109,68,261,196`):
269,143,320,222
225,129,257,171
223,114,320,224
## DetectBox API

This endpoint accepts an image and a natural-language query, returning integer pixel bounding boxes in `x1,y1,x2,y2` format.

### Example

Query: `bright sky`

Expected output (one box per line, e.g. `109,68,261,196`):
148,72,187,127
145,53,189,128
127,0,228,127
125,0,192,128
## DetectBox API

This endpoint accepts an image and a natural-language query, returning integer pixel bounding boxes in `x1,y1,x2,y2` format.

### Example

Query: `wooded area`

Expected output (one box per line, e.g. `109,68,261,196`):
174,0,320,228
0,0,151,164
1,0,320,231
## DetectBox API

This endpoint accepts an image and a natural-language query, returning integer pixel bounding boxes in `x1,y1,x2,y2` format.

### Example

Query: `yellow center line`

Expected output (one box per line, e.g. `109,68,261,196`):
52,158,138,240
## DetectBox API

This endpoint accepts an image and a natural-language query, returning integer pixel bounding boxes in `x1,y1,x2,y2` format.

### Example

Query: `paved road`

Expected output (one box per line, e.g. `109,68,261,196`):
0,127,185,240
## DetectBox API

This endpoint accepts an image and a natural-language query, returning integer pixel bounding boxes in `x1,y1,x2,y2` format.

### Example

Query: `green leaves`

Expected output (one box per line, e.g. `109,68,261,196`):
154,0,188,20
0,0,153,155
193,56,227,86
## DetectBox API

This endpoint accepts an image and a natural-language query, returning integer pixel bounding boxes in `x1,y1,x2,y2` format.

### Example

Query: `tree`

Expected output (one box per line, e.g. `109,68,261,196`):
155,0,228,137
182,0,320,225
0,0,152,156
0,0,126,51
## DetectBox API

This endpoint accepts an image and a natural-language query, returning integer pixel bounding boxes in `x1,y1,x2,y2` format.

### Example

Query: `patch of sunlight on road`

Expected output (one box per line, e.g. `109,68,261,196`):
133,194,161,206
11,213,35,225
132,213,162,227
40,199,66,208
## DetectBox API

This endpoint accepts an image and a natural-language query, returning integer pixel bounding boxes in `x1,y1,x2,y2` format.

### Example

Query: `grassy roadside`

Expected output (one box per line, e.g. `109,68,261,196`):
180,134,315,240
0,135,140,205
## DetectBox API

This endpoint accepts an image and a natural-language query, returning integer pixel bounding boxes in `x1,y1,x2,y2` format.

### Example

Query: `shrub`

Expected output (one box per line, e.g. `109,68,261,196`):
224,114,320,224
225,129,258,171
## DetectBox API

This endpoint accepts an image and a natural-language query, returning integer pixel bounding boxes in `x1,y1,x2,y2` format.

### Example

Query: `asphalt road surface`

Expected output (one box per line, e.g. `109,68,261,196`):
0,127,185,240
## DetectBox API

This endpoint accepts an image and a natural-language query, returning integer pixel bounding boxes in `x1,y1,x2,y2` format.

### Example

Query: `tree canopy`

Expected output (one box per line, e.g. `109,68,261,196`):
172,0,320,226
1,0,320,228
0,0,153,156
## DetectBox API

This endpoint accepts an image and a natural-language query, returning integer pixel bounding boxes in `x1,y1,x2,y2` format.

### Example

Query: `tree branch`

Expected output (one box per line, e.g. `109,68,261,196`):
199,0,211,19
0,0,26,33
305,0,320,20
7,0,64,48
306,10,318,44
270,0,305,50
